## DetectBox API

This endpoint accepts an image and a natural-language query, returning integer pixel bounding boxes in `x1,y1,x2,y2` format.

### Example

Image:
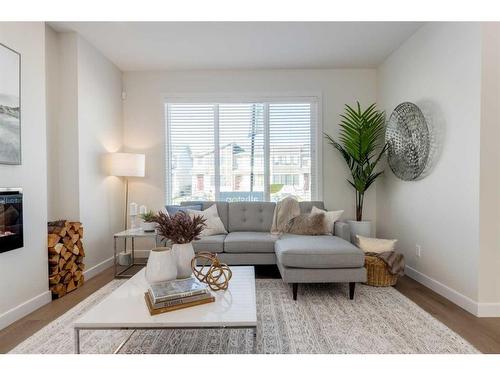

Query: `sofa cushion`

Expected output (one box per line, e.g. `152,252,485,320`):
192,234,226,253
224,231,279,253
275,234,365,269
228,202,275,232
181,201,229,230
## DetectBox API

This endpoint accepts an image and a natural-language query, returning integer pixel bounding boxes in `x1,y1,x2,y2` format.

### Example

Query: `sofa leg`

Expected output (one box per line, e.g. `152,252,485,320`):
292,283,298,300
349,282,355,300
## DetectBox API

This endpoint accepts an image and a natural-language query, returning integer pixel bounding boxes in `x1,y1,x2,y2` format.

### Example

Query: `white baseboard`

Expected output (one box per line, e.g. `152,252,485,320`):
476,302,500,317
0,290,52,330
84,256,114,280
404,265,479,316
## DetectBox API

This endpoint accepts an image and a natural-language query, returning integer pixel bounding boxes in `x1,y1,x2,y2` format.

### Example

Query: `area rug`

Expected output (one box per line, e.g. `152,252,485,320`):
10,279,478,354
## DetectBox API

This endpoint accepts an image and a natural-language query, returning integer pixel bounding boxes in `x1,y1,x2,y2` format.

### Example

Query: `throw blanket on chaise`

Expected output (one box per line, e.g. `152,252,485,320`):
271,197,300,234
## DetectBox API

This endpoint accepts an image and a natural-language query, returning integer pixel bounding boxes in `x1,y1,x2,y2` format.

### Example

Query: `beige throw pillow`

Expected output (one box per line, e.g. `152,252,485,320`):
311,206,344,235
355,235,397,254
187,204,227,237
286,213,327,236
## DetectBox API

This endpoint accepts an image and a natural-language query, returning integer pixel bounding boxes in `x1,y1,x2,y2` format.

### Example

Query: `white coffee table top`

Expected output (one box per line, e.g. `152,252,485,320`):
74,266,257,329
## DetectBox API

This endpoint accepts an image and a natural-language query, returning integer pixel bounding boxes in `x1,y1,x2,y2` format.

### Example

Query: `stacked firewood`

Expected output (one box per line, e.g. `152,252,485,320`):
48,220,85,299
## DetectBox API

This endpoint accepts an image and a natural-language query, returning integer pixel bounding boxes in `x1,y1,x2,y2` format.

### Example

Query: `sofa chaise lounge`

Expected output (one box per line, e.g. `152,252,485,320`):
181,201,367,300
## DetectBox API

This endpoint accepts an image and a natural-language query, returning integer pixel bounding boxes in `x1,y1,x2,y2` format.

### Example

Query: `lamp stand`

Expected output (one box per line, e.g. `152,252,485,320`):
123,178,129,251
124,177,129,231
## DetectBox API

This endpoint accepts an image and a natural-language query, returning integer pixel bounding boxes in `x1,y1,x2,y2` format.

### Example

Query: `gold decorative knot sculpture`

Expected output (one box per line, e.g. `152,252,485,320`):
191,252,232,291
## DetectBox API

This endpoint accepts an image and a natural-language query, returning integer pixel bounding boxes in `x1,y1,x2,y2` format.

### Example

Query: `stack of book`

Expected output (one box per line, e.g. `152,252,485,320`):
144,276,214,315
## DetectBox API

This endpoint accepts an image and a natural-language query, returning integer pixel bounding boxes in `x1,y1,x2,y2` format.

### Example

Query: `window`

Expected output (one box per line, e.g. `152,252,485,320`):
165,99,319,204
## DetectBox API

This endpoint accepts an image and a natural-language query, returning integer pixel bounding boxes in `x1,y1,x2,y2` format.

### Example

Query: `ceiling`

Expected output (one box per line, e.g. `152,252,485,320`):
50,22,423,71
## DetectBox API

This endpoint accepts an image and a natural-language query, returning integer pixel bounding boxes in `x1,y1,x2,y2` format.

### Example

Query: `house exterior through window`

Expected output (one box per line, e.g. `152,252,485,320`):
165,98,320,204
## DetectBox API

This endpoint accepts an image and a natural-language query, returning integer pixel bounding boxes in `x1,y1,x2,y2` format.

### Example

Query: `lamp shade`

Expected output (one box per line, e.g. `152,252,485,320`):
108,152,145,177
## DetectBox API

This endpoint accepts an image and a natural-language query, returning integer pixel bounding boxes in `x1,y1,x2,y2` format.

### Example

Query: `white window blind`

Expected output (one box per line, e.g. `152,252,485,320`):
166,99,318,204
167,104,216,202
269,103,312,201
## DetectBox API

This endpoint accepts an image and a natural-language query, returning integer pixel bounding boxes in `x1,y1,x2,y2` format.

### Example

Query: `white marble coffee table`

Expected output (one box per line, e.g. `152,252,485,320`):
73,266,257,353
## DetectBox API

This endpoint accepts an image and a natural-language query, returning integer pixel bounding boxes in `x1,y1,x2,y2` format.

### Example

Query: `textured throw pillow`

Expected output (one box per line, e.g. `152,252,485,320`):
311,206,344,235
286,213,327,236
355,235,397,254
165,204,203,217
187,204,227,237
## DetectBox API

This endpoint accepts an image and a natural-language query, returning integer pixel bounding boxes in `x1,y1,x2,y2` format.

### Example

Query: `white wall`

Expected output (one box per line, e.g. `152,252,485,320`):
377,23,483,311
76,36,124,272
0,22,51,329
122,69,377,230
46,28,80,221
45,30,124,277
478,23,500,313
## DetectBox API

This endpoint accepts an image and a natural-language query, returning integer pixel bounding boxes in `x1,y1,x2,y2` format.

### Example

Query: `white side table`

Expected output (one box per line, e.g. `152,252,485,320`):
113,229,160,278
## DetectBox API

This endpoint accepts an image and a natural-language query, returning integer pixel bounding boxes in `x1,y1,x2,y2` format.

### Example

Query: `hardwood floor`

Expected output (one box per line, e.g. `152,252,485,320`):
0,265,499,354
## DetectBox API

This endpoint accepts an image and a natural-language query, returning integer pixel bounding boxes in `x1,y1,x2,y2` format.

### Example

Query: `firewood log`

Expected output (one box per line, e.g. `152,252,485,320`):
49,265,59,276
63,272,73,283
71,244,80,255
48,234,60,247
58,257,66,270
76,276,84,288
71,262,78,274
49,274,61,285
63,236,73,250
48,243,64,255
64,259,74,270
74,270,83,281
63,250,72,261
66,279,77,293
78,227,83,237
48,220,68,237
71,222,81,231
48,254,60,266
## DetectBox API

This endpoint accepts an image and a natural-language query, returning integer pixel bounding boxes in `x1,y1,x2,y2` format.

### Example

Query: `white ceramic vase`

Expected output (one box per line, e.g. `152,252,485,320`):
172,242,195,279
145,247,177,284
347,220,372,243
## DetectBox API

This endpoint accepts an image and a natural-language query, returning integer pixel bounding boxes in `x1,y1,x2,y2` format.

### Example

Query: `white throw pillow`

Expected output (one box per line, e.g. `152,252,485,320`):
355,235,397,254
187,204,227,237
311,206,344,235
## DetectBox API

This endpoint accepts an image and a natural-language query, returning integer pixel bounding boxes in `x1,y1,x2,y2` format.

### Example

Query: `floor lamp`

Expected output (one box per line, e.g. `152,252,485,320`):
108,152,146,233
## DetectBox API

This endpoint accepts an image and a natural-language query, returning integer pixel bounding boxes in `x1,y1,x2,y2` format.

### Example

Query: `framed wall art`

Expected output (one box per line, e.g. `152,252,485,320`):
0,42,21,165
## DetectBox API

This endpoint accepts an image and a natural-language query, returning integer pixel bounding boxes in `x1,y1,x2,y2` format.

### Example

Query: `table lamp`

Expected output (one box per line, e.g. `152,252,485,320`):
108,152,145,231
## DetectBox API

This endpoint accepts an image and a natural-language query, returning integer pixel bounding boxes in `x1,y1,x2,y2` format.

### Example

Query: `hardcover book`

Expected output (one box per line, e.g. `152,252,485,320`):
148,276,208,303
144,292,215,316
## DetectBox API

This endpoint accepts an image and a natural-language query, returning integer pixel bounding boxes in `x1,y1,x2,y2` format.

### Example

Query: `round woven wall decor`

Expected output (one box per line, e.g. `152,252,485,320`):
386,102,430,181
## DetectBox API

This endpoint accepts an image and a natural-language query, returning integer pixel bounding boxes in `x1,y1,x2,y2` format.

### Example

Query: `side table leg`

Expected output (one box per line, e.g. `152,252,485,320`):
253,327,257,354
113,237,117,278
132,237,135,265
74,328,80,354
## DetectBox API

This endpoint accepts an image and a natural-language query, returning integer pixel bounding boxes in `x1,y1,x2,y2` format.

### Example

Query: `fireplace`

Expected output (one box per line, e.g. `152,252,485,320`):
0,188,23,253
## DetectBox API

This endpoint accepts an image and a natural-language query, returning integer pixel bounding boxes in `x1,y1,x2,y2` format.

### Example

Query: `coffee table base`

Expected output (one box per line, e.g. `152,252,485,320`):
74,326,257,354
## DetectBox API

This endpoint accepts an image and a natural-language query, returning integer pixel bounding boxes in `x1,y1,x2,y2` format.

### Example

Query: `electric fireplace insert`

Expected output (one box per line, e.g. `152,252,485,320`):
0,188,23,253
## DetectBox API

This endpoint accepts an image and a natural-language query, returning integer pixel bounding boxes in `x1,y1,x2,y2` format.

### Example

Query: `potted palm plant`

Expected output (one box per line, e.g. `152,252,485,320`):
324,102,387,241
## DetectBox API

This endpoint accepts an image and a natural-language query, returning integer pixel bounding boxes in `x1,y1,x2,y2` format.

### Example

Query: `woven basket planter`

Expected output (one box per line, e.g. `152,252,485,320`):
364,255,398,287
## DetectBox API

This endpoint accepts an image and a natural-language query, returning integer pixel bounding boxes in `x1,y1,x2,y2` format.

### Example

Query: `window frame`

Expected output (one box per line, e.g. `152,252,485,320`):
163,93,323,204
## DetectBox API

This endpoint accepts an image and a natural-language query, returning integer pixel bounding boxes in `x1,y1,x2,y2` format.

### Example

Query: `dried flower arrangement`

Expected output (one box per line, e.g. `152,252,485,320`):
152,211,206,244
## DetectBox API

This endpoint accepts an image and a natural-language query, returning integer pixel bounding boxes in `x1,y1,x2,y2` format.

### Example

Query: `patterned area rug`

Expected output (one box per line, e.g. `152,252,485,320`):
11,279,478,354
